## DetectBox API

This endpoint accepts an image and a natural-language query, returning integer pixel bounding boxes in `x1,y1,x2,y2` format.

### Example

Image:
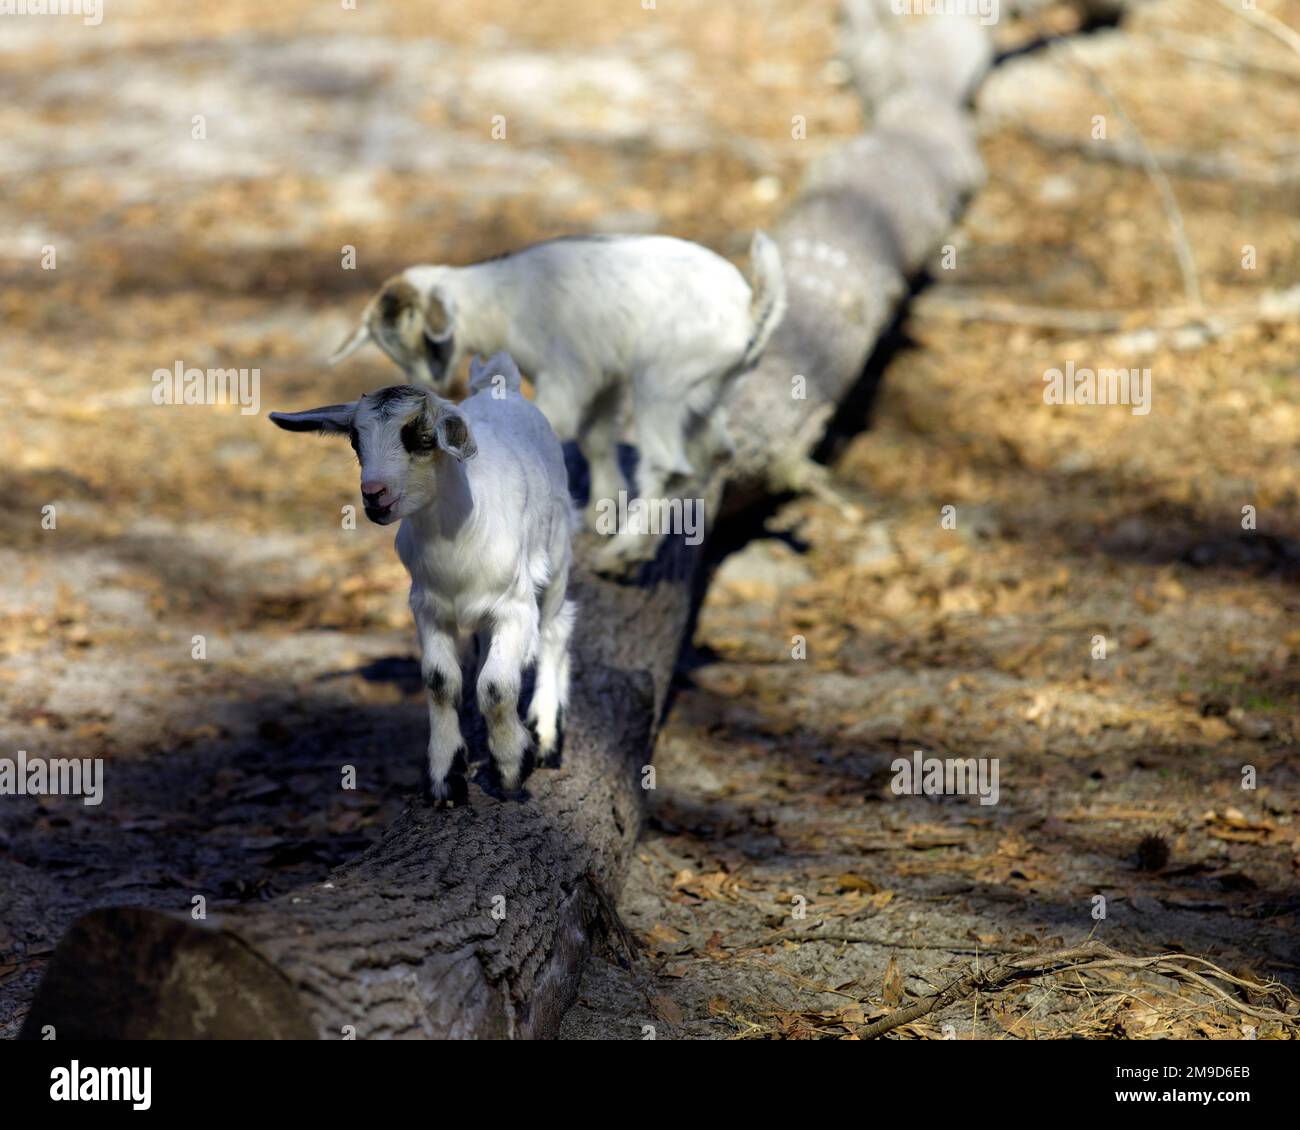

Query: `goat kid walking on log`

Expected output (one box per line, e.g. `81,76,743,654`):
271,352,576,806
331,232,787,570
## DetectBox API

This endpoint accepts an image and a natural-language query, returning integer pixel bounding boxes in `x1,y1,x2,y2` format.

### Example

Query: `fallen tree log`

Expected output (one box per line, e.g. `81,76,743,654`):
21,6,1002,1040
725,0,988,503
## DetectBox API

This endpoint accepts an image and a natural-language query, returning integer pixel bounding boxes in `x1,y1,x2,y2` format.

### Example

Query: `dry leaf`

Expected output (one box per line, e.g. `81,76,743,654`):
882,957,904,1007
651,994,684,1024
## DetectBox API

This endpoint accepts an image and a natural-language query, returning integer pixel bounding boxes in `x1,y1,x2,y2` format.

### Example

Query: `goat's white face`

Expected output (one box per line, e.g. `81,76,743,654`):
270,386,477,526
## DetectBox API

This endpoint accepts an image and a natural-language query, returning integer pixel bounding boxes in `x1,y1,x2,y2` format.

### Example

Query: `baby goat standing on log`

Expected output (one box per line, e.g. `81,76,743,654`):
331,233,787,564
270,353,576,805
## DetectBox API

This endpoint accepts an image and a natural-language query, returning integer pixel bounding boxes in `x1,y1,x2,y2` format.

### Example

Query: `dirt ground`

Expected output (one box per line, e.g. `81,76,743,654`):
2,0,1298,1039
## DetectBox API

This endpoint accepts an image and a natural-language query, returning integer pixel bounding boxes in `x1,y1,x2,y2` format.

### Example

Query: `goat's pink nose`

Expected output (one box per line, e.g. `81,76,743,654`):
361,480,389,503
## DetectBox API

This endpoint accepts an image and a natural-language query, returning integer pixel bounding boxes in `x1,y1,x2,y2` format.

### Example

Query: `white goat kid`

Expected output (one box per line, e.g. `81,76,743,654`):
331,232,787,564
270,352,576,804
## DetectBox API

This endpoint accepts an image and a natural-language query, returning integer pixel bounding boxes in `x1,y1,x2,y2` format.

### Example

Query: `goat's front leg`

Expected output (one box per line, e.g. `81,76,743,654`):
477,603,539,794
592,384,695,572
534,371,616,531
577,385,626,533
593,455,692,573
415,611,468,807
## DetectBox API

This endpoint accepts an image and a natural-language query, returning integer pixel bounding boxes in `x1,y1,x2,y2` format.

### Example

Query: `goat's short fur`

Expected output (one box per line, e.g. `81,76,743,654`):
270,352,576,803
331,232,787,564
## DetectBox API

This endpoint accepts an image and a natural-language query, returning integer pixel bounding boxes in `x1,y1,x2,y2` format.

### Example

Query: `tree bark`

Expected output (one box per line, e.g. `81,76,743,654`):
21,4,998,1040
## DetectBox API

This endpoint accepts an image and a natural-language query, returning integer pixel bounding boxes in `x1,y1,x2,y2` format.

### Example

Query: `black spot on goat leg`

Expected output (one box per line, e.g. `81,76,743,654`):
425,667,459,706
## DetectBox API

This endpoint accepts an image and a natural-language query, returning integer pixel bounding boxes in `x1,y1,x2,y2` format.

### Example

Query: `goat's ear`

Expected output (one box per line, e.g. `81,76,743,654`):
269,403,356,434
329,319,371,366
425,289,455,343
434,407,477,461
370,278,426,363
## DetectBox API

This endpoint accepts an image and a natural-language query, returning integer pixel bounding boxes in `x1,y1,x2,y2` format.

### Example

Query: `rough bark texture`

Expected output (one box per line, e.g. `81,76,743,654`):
21,4,1001,1040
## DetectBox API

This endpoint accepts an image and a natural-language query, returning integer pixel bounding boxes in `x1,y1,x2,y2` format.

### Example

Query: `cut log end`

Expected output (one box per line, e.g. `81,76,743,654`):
20,907,317,1040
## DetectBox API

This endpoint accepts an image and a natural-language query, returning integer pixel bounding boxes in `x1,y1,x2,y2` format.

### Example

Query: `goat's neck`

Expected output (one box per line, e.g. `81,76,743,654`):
408,455,475,540
452,262,512,355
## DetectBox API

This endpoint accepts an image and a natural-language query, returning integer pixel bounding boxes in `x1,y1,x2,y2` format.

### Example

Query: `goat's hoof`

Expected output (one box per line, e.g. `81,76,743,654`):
590,557,622,580
478,762,529,802
423,749,469,808
527,715,564,769
591,542,647,579
423,773,468,808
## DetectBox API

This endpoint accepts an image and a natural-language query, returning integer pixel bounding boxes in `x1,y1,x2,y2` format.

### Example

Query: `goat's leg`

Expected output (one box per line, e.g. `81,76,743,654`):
536,373,615,532
594,388,697,569
527,564,574,767
416,616,468,807
477,604,539,793
688,406,735,475
534,377,582,444
576,384,626,534
633,388,697,489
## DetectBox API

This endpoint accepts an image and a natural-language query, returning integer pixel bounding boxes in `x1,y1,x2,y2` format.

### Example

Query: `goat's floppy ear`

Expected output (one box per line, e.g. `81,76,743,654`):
269,402,356,434
424,288,455,343
434,406,477,461
369,278,427,363
329,319,371,366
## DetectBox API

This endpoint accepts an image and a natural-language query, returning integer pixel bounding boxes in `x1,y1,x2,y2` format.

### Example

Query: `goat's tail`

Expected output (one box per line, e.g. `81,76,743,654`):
468,351,524,396
740,230,788,371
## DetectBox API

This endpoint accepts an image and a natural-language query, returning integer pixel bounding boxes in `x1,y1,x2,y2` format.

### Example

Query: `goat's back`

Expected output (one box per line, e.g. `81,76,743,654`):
478,235,755,373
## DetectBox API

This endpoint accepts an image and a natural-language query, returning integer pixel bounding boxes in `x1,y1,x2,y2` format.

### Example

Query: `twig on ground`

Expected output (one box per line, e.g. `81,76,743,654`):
1046,37,1203,308
911,285,1300,342
778,932,1013,956
857,940,1299,1040
1204,0,1300,61
1016,124,1300,185
1144,26,1300,80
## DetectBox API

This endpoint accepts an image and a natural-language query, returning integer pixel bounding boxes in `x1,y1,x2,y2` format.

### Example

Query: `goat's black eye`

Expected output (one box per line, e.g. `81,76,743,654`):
348,428,360,455
401,419,435,454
